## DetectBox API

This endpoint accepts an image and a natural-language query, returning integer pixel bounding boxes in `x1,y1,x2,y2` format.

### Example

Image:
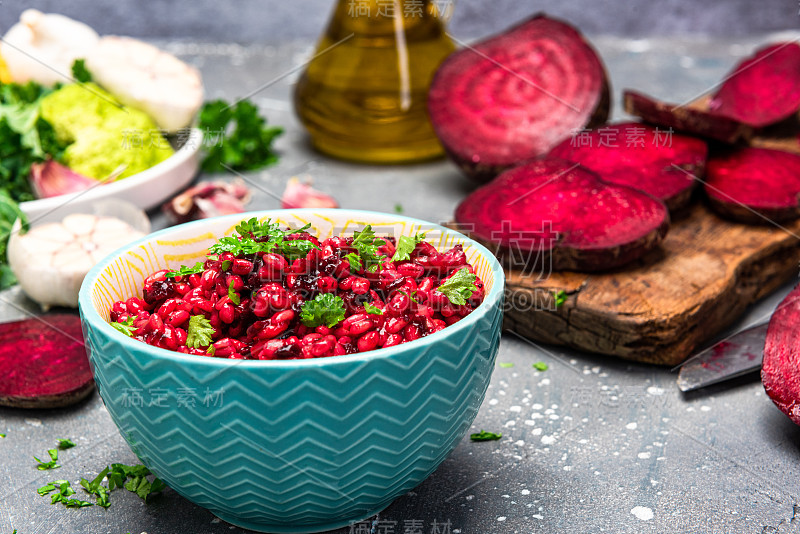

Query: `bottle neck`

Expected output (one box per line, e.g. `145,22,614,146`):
333,0,442,35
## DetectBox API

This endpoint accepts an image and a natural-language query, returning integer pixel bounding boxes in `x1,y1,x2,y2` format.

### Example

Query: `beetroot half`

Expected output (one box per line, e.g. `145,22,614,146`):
454,158,669,271
428,14,609,182
0,314,94,408
548,122,708,212
704,147,800,223
709,42,800,128
623,91,753,144
762,284,800,426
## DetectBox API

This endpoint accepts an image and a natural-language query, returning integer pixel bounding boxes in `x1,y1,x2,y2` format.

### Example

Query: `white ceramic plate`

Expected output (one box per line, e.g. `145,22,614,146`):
19,128,202,220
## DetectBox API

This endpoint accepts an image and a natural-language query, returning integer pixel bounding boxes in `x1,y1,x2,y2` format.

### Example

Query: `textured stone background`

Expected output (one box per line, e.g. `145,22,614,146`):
1,0,797,40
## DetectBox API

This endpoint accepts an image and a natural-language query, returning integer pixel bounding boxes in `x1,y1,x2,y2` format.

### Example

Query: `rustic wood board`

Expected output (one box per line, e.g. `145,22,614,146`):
501,201,800,365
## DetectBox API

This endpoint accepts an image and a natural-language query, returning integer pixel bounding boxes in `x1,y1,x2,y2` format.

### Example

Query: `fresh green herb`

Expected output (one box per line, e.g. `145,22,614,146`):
0,81,68,203
344,252,362,272
347,225,386,273
498,362,514,368
34,448,60,470
0,433,5,438
533,362,548,372
186,315,214,349
107,463,165,501
208,218,317,259
198,99,283,173
0,189,28,289
111,317,136,337
399,289,420,304
165,262,204,278
80,466,111,508
394,203,403,214
364,302,384,315
553,290,568,307
227,280,240,306
206,345,216,357
71,59,92,83
38,479,92,507
300,294,346,328
57,438,76,450
470,430,502,442
436,268,477,305
391,232,427,262
221,259,232,271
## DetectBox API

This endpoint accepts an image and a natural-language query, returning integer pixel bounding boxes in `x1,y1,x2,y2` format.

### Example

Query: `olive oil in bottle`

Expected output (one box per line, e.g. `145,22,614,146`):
294,0,455,164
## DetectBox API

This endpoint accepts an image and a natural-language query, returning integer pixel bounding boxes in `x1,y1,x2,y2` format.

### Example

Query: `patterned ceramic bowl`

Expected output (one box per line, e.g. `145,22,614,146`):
78,209,504,533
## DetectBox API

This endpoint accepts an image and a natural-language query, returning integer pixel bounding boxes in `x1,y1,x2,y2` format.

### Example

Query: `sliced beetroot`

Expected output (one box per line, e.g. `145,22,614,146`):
623,90,753,144
704,147,800,223
0,314,94,408
762,284,800,426
428,14,609,182
454,158,669,271
548,122,708,212
709,42,800,128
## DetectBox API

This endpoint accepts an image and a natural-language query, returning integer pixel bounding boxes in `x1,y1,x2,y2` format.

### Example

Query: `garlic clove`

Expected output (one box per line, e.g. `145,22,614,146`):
281,177,339,209
163,180,251,224
85,36,204,132
8,211,147,310
30,161,98,199
0,9,99,86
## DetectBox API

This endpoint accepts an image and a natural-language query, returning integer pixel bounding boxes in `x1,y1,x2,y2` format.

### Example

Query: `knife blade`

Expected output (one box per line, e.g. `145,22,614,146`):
677,322,769,392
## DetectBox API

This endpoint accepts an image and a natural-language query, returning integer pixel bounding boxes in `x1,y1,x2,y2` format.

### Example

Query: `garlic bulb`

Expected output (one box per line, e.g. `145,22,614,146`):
0,9,99,86
8,213,146,309
86,36,203,132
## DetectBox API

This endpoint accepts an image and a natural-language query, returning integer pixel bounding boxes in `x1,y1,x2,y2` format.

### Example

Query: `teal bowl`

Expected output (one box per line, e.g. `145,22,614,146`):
78,209,504,533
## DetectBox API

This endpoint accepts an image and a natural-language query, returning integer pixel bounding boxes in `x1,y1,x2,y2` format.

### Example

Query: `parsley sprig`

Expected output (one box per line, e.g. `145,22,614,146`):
34,448,60,470
391,232,427,262
165,262,205,279
112,317,136,337
300,294,346,328
346,225,386,273
436,268,478,306
208,217,318,260
186,315,215,349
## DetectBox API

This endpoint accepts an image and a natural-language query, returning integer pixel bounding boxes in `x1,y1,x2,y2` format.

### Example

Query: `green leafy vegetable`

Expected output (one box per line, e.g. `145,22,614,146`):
364,302,384,315
281,238,319,261
470,430,502,442
0,183,28,289
112,317,136,337
108,463,165,501
553,290,568,307
165,262,204,278
436,268,477,306
391,232,427,262
347,226,385,273
300,294,346,328
39,480,92,507
186,315,214,349
71,59,92,83
208,218,317,259
533,362,548,372
498,362,514,368
227,280,240,306
80,466,111,508
34,448,60,470
57,438,76,450
198,99,283,173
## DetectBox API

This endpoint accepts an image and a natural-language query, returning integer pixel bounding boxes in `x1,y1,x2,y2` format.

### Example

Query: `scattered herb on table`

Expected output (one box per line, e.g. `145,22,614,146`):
553,289,568,307
0,433,5,438
394,203,404,214
38,480,92,508
470,430,502,442
57,438,76,450
533,362,548,371
197,99,283,173
34,448,60,470
498,362,514,368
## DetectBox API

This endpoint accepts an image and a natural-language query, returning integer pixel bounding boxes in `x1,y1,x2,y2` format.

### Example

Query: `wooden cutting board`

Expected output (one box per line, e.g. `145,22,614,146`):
500,201,800,365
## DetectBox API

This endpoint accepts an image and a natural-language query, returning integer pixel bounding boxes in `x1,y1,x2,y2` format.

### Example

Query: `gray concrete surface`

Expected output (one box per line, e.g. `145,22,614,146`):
1,0,798,41
2,33,800,534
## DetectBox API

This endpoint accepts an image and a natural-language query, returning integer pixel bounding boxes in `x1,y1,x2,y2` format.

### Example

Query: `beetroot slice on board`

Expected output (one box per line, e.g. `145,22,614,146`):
762,284,800,426
548,122,708,212
704,147,800,224
428,14,609,182
0,314,94,408
623,90,754,144
709,42,800,128
454,158,669,272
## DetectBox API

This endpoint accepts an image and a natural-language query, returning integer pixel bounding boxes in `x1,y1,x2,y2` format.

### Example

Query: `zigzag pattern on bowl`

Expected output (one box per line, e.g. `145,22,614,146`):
80,209,505,532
